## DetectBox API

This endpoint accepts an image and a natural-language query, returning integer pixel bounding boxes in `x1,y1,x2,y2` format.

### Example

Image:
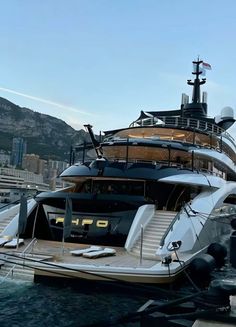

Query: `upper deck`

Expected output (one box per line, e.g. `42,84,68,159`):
103,116,236,163
78,59,236,181
129,115,233,140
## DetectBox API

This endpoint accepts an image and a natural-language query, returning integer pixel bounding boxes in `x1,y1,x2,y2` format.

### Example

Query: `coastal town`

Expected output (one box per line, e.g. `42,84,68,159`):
0,137,69,203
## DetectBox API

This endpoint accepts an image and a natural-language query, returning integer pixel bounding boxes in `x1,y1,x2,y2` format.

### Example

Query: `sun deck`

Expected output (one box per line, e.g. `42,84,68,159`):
0,239,159,269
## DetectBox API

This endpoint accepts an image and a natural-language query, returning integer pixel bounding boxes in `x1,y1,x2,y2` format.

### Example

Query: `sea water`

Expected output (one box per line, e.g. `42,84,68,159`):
0,205,234,326
0,279,148,327
0,204,148,327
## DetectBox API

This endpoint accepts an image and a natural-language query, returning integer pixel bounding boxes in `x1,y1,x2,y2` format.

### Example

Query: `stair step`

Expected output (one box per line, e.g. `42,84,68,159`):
131,249,158,258
154,212,176,215
0,272,34,282
145,227,167,233
139,238,162,245
154,217,175,219
0,216,16,233
144,231,165,237
136,234,163,241
142,239,162,245
0,268,33,277
0,262,34,282
134,241,161,248
149,216,173,220
0,219,11,226
146,221,172,227
133,243,161,250
152,217,175,221
152,219,173,223
132,247,159,254
131,210,176,259
0,254,52,282
132,248,157,255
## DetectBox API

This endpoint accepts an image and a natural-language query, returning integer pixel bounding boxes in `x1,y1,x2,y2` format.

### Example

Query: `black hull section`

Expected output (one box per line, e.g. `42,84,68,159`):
49,208,137,247
30,193,147,247
36,192,147,212
60,164,196,181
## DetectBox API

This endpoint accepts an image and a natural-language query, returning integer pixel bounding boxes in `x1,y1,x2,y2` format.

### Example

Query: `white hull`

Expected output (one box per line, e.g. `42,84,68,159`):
0,60,235,286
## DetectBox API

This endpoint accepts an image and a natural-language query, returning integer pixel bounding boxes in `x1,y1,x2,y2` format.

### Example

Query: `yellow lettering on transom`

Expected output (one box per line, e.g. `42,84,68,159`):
82,219,93,225
56,217,64,223
96,220,108,228
72,219,80,226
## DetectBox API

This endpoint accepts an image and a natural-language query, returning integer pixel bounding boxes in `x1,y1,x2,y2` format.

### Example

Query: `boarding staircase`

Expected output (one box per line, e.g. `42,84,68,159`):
0,213,17,234
0,254,34,282
0,252,53,282
130,210,177,260
0,202,44,282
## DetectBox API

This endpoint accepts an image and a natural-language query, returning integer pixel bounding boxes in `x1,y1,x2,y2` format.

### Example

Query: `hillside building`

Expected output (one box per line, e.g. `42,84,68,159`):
11,137,27,167
0,151,10,166
22,154,47,175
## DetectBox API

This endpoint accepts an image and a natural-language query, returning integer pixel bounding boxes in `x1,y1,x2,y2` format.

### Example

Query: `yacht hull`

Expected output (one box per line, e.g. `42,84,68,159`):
34,268,179,284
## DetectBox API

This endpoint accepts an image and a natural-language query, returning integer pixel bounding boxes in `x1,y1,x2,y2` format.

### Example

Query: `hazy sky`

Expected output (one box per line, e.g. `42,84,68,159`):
0,0,236,137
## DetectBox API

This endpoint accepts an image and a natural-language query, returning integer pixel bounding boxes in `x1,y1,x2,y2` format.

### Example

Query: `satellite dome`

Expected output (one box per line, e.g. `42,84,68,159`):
221,106,234,120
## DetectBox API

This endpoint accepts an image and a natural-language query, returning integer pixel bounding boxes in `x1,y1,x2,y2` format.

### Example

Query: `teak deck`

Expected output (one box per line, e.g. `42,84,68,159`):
0,239,159,269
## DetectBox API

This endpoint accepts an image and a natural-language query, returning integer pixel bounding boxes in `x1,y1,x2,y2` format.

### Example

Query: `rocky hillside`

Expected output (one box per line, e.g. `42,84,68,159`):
0,97,93,161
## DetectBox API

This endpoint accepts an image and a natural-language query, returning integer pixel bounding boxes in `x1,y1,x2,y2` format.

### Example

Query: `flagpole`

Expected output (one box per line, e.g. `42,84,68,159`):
17,231,19,250
17,197,22,250
62,222,66,255
17,195,27,250
62,199,65,255
62,235,65,255
61,198,66,256
61,196,72,256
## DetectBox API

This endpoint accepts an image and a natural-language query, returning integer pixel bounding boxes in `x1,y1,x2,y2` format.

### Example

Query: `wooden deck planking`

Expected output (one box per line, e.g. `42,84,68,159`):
0,239,159,269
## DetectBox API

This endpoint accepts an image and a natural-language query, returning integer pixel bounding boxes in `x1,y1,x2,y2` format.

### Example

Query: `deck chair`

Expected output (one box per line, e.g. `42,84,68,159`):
4,238,24,248
83,247,116,259
0,237,12,247
70,246,102,256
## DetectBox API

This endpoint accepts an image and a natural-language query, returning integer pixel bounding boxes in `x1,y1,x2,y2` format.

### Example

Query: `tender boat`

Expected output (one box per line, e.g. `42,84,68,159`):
1,59,236,284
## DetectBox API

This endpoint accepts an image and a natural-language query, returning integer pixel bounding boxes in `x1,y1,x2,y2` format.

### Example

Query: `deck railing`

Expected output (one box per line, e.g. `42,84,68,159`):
0,237,37,284
103,116,236,165
159,212,181,248
129,116,234,143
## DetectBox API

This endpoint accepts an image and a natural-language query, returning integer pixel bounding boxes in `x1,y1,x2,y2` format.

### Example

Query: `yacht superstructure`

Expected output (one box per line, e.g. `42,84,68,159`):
0,59,236,284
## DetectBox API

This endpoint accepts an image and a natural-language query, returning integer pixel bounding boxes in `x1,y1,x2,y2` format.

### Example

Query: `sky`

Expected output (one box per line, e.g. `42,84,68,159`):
0,0,236,137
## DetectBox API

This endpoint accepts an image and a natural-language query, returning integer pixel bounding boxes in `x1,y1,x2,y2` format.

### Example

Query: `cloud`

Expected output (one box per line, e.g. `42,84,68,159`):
0,86,94,116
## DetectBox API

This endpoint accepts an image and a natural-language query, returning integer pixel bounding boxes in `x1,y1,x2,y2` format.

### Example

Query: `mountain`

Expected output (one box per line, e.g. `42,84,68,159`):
0,97,93,161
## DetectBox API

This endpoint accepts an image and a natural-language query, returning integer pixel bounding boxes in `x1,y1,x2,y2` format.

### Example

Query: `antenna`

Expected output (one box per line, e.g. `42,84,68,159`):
84,124,103,158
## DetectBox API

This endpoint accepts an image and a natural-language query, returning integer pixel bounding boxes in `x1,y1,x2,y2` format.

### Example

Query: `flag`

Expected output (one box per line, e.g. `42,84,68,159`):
18,195,27,235
63,196,72,239
202,62,212,70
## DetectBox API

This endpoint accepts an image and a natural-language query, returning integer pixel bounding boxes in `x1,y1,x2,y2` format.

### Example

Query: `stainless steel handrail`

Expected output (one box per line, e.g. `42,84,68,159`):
0,237,37,283
159,212,180,247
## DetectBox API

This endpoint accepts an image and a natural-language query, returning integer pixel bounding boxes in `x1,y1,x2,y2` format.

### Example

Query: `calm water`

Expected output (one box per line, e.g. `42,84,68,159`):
0,205,235,326
1,269,236,327
0,203,151,327
0,279,150,327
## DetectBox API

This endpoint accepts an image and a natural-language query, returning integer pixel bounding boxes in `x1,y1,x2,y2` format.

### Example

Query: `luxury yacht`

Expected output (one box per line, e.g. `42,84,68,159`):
0,59,236,284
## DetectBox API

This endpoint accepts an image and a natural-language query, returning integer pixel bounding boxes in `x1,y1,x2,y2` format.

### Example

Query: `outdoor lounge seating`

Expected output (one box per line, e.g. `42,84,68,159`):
82,247,116,259
70,246,102,256
0,237,12,246
4,238,24,248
